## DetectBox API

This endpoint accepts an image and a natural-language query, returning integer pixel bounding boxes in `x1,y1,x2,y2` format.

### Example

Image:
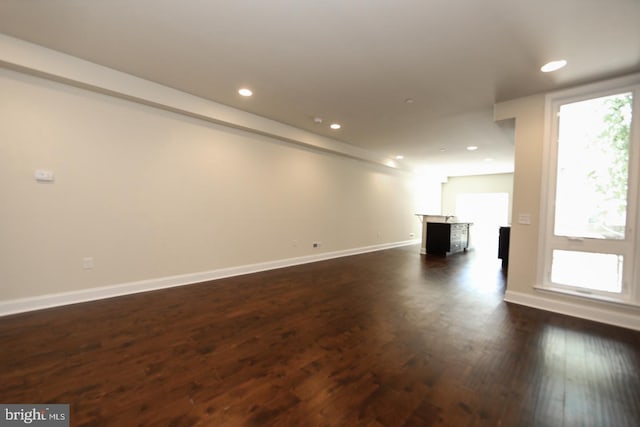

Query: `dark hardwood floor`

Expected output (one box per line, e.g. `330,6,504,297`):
1,245,639,426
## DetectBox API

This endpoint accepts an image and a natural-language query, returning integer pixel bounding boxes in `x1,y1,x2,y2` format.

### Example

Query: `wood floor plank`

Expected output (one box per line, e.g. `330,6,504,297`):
1,245,639,426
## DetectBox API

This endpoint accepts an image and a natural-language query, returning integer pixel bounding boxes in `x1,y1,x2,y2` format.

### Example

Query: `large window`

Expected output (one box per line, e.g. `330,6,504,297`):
541,76,640,304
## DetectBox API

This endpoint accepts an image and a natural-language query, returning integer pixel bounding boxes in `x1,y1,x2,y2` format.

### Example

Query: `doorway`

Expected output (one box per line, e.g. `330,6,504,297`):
455,193,509,257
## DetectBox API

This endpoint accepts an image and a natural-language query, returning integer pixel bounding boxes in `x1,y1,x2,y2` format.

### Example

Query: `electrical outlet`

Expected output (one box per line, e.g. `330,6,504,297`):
82,257,94,269
312,242,321,248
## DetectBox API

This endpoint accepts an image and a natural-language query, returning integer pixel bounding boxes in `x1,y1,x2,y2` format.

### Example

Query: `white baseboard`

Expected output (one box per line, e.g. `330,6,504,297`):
504,290,640,331
0,239,419,317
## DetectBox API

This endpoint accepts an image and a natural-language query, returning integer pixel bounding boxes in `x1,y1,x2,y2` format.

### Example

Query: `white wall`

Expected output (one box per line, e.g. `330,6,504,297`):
412,173,444,215
0,67,420,304
441,173,513,223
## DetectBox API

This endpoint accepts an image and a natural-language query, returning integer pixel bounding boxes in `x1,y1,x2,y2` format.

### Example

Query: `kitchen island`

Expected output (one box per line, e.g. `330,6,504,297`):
426,222,472,255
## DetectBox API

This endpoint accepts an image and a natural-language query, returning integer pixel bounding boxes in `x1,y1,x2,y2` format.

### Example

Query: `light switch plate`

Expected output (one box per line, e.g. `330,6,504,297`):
518,213,531,225
35,170,54,182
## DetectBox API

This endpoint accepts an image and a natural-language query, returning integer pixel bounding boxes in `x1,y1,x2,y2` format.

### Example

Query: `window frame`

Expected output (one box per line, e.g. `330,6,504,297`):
538,74,640,305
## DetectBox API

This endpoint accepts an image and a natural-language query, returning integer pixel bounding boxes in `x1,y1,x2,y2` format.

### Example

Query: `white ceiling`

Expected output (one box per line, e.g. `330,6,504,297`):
1,0,639,176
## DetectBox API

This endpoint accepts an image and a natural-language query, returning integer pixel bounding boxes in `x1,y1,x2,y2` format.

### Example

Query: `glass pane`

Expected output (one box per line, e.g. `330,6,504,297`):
551,250,623,293
554,92,633,239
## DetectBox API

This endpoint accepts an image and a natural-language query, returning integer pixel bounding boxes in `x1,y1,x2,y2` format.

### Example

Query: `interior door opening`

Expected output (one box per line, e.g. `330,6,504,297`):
455,192,509,258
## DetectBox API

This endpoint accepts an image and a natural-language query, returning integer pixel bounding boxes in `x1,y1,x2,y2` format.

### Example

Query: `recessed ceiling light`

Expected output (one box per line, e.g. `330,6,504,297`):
466,145,478,151
404,98,415,104
395,155,404,160
238,88,253,97
330,123,341,130
540,60,567,73
313,117,323,124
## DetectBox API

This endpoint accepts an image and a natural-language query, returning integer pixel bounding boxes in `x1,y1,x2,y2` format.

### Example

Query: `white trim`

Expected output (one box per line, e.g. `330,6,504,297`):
533,285,639,307
0,240,419,317
504,290,640,331
0,33,397,169
544,73,640,103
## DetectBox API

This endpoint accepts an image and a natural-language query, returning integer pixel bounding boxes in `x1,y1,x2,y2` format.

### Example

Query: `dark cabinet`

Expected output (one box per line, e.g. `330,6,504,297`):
426,222,470,255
